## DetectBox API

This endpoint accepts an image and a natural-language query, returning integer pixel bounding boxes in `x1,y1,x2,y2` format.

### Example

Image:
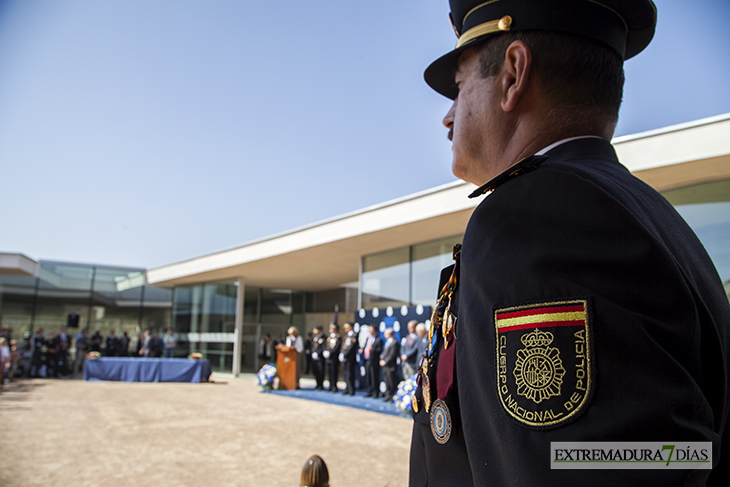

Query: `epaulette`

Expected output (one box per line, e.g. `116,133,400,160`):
468,154,547,198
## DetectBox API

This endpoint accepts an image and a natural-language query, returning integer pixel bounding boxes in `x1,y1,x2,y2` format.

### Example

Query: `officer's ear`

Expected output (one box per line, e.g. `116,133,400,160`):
499,40,532,113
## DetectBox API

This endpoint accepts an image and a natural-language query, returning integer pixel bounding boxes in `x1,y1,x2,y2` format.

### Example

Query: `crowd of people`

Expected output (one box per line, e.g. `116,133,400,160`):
0,324,179,387
272,319,428,401
0,324,80,384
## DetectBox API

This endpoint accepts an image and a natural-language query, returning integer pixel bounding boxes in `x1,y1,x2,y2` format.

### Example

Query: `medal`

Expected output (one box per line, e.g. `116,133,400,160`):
422,372,432,413
442,303,454,348
411,393,419,413
430,399,452,444
422,244,460,424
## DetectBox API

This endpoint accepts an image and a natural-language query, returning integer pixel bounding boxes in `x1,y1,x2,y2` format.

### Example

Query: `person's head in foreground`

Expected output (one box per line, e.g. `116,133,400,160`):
300,454,329,487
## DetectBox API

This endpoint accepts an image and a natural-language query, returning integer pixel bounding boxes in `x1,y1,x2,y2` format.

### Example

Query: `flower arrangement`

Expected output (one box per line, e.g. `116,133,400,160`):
393,374,418,415
256,363,277,391
87,351,101,360
188,352,204,359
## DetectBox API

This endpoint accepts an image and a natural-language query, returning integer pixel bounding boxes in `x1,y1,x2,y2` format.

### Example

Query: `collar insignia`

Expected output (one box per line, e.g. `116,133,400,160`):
469,154,547,198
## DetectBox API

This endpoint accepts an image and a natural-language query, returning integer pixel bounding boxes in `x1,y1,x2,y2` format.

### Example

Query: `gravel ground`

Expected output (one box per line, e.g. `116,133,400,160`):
0,375,412,487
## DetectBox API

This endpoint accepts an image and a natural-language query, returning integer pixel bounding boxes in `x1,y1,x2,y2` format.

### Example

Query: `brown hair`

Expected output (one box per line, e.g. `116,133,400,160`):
477,31,624,124
300,454,329,487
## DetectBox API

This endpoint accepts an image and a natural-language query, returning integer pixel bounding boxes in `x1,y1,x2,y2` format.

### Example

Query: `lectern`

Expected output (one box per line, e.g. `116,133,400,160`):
276,345,300,390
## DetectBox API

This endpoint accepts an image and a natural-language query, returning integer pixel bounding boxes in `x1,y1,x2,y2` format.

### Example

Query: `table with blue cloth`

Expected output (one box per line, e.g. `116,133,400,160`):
83,357,211,383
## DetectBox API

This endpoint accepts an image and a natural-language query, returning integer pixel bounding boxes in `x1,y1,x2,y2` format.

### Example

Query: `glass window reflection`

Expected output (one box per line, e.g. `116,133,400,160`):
664,178,730,299
411,236,462,306
361,248,410,309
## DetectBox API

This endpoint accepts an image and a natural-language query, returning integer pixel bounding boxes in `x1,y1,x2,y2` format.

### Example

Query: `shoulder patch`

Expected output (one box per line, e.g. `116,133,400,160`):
494,299,592,428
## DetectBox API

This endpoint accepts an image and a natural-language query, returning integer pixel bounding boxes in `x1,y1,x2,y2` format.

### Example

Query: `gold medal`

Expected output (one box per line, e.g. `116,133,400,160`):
428,307,440,354
430,399,452,444
411,393,419,413
442,301,451,342
422,373,432,413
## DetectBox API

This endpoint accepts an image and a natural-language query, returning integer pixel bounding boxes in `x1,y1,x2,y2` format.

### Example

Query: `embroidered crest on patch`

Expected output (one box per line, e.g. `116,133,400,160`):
495,300,592,428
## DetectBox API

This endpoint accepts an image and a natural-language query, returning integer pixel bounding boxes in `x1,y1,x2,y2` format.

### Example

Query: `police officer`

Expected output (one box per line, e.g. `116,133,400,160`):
323,323,341,392
410,1,730,485
339,323,358,395
310,327,326,390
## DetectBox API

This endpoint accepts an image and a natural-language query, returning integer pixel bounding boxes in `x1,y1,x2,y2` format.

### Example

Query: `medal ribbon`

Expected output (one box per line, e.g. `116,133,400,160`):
436,329,456,400
427,244,460,401
427,244,460,359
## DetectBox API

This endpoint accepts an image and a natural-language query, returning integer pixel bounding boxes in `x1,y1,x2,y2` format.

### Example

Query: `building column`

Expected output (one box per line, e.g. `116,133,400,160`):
232,277,245,376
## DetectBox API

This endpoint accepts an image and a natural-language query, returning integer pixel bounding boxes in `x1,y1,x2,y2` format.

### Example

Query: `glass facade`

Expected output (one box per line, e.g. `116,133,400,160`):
361,236,463,309
361,247,410,309
0,274,37,338
170,282,307,373
0,261,171,341
411,237,462,306
171,281,237,372
663,178,730,292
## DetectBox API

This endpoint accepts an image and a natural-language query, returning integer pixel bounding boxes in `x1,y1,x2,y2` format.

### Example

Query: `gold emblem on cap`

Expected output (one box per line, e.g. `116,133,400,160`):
455,15,512,49
498,15,512,31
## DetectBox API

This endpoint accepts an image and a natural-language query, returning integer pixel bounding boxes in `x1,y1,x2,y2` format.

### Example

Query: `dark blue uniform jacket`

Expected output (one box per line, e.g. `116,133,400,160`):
410,138,730,486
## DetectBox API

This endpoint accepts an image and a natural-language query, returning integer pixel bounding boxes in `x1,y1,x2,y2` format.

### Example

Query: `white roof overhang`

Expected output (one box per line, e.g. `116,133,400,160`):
0,253,39,277
147,114,730,291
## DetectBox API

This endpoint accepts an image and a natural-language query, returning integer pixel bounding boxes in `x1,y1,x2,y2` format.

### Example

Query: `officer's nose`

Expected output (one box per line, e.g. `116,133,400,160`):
443,102,455,141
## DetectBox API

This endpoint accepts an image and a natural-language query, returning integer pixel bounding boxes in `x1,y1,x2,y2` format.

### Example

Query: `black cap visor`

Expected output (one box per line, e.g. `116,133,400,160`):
425,0,657,99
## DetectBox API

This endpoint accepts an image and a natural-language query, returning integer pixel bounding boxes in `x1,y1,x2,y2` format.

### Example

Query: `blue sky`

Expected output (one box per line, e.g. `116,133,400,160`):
1,0,728,269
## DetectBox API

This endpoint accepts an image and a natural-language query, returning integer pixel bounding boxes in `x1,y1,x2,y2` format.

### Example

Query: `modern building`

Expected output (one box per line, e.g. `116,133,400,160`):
0,256,172,347
2,113,729,375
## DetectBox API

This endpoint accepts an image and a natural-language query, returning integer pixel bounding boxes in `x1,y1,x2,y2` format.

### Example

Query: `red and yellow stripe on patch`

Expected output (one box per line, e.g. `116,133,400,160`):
496,301,587,333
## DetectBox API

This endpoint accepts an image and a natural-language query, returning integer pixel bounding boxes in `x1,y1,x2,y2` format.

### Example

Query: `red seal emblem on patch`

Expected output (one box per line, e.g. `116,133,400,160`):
495,300,592,428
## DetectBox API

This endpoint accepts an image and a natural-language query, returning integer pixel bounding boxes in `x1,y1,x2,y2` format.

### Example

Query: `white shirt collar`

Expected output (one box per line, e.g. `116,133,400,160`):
535,135,603,156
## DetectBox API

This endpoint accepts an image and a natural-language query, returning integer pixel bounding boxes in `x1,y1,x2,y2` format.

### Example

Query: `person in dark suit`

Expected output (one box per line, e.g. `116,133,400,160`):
57,327,71,376
310,327,326,390
304,332,313,375
379,328,400,402
118,332,130,357
339,323,358,395
415,322,428,369
45,331,58,378
105,330,117,357
399,320,420,378
30,328,45,378
323,323,341,392
410,1,730,485
360,325,383,398
90,330,102,353
73,329,90,377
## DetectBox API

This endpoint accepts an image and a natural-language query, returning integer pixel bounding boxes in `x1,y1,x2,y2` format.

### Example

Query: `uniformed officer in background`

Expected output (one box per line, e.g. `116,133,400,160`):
410,1,730,485
310,326,326,390
339,323,359,395
323,323,341,392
